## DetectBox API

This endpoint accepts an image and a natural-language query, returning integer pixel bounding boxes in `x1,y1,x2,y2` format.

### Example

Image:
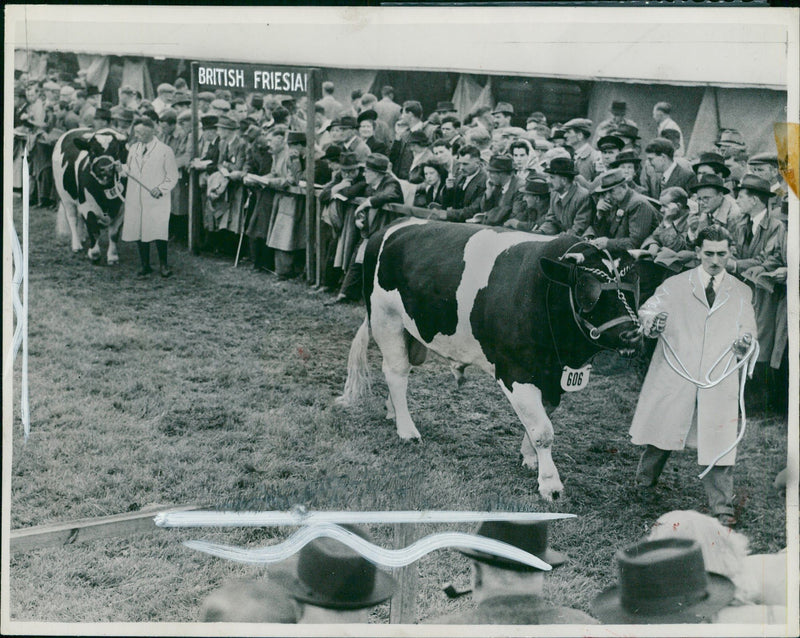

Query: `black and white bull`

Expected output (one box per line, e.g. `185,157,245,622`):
337,219,642,500
52,128,128,264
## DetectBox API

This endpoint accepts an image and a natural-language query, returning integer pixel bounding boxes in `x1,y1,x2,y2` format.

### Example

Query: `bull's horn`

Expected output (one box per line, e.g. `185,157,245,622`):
562,252,585,264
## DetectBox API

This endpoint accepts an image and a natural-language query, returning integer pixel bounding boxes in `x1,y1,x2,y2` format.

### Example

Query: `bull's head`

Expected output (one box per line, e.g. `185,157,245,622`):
541,244,642,356
73,128,128,188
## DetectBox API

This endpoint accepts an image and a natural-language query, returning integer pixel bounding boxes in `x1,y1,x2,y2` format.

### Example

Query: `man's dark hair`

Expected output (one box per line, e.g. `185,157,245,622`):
431,138,450,150
381,85,394,98
654,101,672,114
508,140,531,155
351,89,363,101
472,105,491,118
402,100,423,120
132,116,156,129
695,224,732,248
459,144,481,159
440,115,461,128
271,106,290,125
661,129,681,150
645,138,675,160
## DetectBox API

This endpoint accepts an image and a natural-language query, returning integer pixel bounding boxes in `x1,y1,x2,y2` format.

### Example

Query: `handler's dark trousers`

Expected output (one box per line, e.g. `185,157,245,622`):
636,445,734,516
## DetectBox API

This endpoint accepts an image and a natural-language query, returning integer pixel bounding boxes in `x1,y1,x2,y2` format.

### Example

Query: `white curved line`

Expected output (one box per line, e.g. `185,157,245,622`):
156,510,575,528
183,523,552,570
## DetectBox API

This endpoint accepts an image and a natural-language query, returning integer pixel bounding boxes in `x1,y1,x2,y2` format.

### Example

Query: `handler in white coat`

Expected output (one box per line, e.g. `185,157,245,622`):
121,116,179,277
630,224,757,527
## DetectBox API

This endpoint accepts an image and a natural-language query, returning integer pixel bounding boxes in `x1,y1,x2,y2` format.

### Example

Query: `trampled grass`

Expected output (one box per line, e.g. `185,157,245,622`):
6,200,789,624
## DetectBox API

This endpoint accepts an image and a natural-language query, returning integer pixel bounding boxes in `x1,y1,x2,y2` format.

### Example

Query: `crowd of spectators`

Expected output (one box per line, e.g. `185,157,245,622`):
12,73,789,413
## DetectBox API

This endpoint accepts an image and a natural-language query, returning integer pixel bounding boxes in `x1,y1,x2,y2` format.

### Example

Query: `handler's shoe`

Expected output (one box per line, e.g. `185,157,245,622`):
136,267,153,278
160,266,173,278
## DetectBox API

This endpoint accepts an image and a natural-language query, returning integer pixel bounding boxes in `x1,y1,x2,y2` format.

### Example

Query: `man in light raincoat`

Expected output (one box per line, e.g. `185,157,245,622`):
629,224,757,527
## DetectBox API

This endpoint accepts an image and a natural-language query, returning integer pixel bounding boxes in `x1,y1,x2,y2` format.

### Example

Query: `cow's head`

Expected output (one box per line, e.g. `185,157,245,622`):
541,243,642,356
73,128,128,188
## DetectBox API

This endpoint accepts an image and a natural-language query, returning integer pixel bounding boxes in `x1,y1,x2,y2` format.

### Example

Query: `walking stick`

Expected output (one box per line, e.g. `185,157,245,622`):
234,188,252,268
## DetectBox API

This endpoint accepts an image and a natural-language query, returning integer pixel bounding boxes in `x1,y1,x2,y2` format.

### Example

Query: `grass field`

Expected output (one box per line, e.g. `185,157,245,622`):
6,199,789,625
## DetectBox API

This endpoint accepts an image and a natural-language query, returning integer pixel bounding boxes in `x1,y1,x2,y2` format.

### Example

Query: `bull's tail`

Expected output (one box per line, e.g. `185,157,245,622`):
335,316,372,407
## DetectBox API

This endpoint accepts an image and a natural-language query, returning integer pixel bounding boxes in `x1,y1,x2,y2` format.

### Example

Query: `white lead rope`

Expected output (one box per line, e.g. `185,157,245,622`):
659,335,759,479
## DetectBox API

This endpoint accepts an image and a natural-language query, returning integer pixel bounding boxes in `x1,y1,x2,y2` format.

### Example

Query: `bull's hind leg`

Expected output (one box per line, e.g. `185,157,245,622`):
107,212,123,265
371,307,421,440
62,201,83,253
498,380,564,501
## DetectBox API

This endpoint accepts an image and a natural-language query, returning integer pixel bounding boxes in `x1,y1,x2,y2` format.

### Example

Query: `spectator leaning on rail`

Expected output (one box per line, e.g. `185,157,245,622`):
537,156,594,236
504,174,550,232
428,520,598,625
464,154,524,227
438,144,488,221
629,224,757,527
589,168,659,250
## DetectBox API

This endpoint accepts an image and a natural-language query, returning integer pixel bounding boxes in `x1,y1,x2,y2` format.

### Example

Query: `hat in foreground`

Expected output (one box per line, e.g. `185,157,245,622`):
283,528,397,610
365,153,390,173
593,168,629,193
459,520,567,572
591,538,735,624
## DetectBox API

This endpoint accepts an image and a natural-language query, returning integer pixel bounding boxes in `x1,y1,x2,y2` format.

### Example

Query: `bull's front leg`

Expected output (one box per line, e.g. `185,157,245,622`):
498,380,564,501
106,211,124,265
84,214,102,262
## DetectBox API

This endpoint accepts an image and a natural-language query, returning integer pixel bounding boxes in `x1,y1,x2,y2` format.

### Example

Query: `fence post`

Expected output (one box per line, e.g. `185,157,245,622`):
389,524,418,623
304,68,319,284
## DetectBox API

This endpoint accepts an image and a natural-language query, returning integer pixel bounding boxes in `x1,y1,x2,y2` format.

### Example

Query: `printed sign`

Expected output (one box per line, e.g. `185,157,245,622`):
193,61,308,94
560,365,591,392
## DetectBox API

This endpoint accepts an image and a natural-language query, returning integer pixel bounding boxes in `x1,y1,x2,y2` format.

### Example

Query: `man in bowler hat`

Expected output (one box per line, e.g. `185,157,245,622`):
428,521,598,625
538,156,594,236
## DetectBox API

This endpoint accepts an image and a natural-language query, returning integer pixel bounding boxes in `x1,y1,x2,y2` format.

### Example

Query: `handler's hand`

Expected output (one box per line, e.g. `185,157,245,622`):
733,333,752,357
651,311,668,334
150,188,162,198
590,237,609,250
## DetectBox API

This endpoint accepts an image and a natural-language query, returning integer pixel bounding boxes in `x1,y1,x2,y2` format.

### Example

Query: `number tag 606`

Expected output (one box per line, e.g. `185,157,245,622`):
560,365,591,392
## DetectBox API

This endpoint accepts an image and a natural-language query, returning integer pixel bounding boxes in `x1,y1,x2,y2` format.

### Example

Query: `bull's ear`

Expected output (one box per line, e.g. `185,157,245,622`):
540,257,575,286
73,136,91,152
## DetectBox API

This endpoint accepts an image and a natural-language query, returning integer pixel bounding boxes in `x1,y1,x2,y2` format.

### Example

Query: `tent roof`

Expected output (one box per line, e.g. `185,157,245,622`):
6,6,794,90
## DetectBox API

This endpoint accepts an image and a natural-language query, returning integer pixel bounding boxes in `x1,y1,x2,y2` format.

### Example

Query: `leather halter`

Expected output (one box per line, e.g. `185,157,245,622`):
561,242,640,342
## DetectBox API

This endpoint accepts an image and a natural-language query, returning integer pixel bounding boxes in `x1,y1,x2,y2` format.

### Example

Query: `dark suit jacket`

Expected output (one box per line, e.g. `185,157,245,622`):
443,168,488,221
645,161,697,199
597,187,660,250
538,181,594,236
480,175,524,226
413,181,445,208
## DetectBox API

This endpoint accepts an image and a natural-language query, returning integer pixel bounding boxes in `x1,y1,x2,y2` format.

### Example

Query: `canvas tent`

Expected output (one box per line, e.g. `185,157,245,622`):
9,6,792,156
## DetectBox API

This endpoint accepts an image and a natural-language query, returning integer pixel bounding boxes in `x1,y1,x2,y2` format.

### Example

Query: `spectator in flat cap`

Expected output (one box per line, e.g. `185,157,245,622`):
644,137,697,199
562,118,602,186
374,85,402,132
590,168,659,250
439,144,488,222
196,91,215,114
747,152,787,215
597,134,624,171
357,110,388,155
330,115,370,163
491,102,514,130
464,154,523,227
200,578,297,623
330,153,404,304
639,186,693,267
537,157,594,236
592,538,734,624
526,111,547,130
172,90,191,112
209,99,231,116
151,83,176,116
504,174,550,232
216,89,233,103
428,521,598,625
594,100,638,145
653,100,684,156
276,526,396,623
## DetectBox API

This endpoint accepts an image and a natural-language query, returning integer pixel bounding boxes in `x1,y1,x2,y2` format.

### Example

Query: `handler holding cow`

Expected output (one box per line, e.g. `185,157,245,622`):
120,116,179,278
630,224,757,527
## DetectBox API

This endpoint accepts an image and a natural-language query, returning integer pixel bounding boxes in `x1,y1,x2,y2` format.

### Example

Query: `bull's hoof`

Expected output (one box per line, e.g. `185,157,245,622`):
538,478,564,502
397,430,422,442
107,258,119,266
333,395,350,407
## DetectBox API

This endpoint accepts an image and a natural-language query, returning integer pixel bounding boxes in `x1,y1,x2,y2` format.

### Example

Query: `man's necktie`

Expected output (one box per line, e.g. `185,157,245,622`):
743,223,754,248
705,276,716,308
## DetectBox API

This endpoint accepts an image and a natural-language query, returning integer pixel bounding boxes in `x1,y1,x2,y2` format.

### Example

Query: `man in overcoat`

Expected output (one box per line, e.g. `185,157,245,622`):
121,116,179,277
629,224,757,527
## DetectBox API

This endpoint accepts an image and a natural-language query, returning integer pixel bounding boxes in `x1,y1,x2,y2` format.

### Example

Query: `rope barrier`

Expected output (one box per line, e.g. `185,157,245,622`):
658,333,759,479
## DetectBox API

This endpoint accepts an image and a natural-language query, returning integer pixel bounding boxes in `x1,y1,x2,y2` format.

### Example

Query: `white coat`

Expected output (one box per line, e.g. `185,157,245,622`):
630,267,757,465
122,138,178,242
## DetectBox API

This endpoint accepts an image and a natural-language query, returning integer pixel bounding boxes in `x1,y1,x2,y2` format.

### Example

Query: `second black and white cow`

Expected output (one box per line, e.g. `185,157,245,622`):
337,219,642,500
52,128,128,264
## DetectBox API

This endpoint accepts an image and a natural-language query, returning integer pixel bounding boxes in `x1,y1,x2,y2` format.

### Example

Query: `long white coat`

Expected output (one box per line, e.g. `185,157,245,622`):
630,267,757,465
122,138,178,242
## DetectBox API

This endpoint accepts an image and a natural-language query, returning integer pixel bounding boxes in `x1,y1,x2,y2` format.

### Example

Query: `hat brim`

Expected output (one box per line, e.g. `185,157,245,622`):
689,181,730,195
734,185,773,198
458,546,567,571
545,167,578,177
693,161,730,179
594,178,629,193
283,570,396,610
591,572,735,624
609,158,641,168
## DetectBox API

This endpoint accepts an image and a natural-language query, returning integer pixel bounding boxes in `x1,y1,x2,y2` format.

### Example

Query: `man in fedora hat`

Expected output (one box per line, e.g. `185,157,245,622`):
436,101,458,117
537,157,593,236
747,152,787,216
729,174,787,412
279,526,397,623
504,174,550,232
687,173,740,242
331,115,371,164
562,118,602,185
111,106,135,136
608,149,647,194
630,223,757,527
428,521,598,625
594,100,637,145
465,154,523,226
592,537,735,623
491,102,514,130
590,168,659,250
